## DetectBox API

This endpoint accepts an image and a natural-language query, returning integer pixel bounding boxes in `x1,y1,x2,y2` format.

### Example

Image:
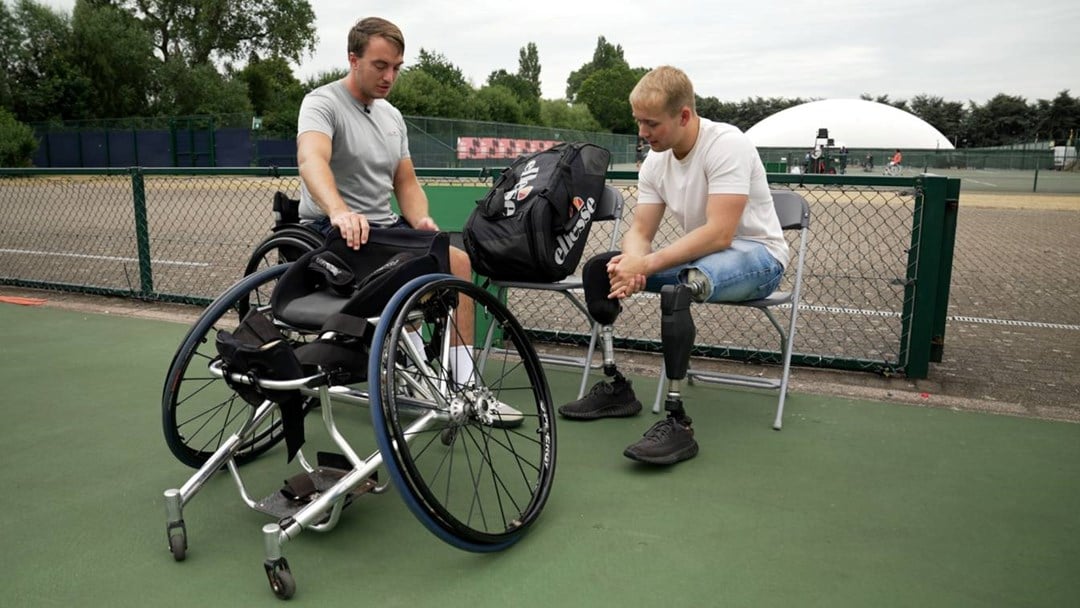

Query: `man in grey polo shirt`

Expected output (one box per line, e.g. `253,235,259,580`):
295,16,522,426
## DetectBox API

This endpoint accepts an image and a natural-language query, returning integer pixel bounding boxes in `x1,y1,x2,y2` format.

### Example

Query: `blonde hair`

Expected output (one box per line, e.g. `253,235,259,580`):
629,66,696,117
348,17,405,57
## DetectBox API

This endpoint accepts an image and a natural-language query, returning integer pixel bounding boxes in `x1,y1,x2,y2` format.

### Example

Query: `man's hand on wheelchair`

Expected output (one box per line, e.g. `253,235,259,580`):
413,216,439,231
331,211,370,249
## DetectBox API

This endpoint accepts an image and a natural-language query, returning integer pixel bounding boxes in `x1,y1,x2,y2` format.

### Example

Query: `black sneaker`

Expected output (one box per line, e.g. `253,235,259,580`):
623,417,698,465
558,378,642,420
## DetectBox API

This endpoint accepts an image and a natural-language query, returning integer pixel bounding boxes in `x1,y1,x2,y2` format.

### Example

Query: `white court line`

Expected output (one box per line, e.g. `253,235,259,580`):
963,179,998,187
797,304,1079,330
0,247,209,267
559,293,1078,330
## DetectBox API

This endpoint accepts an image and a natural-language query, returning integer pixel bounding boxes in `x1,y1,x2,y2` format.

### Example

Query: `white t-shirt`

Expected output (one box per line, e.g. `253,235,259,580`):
296,80,410,224
637,118,789,268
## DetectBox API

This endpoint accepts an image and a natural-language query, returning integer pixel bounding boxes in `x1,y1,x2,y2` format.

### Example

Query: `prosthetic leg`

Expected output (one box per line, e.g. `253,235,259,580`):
659,283,695,423
557,252,643,419
621,280,704,465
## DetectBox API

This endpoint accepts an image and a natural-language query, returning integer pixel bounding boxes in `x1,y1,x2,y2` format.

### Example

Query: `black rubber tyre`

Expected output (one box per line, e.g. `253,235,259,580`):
369,275,557,552
161,265,313,468
244,226,321,275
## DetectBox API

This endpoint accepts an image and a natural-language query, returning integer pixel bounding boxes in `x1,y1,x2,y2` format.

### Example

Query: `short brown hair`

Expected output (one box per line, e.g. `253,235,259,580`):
629,65,696,117
348,17,405,57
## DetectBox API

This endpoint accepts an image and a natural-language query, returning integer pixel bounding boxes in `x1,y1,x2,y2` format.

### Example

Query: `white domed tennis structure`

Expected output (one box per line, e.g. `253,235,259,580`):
745,99,955,150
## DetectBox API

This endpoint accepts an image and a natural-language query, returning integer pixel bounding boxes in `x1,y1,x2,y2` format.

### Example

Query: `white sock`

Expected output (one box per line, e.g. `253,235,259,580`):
451,345,475,386
404,330,425,360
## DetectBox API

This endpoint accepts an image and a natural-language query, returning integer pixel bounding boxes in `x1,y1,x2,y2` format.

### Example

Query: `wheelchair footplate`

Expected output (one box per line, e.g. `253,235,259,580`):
255,452,379,520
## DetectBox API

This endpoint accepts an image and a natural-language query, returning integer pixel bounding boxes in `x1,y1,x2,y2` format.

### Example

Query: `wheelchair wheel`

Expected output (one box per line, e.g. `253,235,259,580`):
244,226,321,277
162,265,314,469
369,275,556,552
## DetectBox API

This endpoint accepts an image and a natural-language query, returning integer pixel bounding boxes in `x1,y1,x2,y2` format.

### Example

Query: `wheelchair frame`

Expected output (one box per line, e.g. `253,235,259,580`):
161,253,557,598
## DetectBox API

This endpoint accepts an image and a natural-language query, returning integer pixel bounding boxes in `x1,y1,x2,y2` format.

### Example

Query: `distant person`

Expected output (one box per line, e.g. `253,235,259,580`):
890,149,903,168
635,138,649,169
863,152,874,171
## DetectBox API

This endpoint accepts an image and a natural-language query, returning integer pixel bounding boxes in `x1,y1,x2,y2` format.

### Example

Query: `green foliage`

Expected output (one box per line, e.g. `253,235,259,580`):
0,107,38,166
390,68,469,119
70,0,156,118
4,0,94,122
238,55,305,137
539,99,602,132
575,66,639,134
1032,90,1080,144
963,94,1033,147
518,43,541,97
115,0,317,66
908,95,964,146
152,58,253,116
413,49,471,91
302,69,347,91
487,69,540,124
565,36,628,102
697,96,808,132
471,84,525,124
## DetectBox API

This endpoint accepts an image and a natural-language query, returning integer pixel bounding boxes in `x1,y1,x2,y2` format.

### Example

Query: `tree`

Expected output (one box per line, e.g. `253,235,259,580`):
963,94,1032,146
860,93,908,111
518,42,541,98
3,0,93,122
412,48,470,91
487,69,540,124
539,98,602,132
390,68,469,119
237,53,304,136
1032,90,1080,144
70,0,157,118
0,106,38,166
0,1,17,109
115,0,317,66
909,94,965,147
151,57,252,116
565,36,628,102
471,84,525,124
575,65,640,134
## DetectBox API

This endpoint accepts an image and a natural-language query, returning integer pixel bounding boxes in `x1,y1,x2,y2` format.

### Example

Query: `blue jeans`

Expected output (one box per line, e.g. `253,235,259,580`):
644,239,784,302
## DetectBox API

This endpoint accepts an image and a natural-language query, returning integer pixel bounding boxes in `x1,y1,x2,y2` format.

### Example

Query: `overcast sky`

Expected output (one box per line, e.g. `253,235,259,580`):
40,0,1080,106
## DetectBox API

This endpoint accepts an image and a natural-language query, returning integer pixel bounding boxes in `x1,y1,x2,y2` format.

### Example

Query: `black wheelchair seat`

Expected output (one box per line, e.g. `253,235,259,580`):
271,227,451,332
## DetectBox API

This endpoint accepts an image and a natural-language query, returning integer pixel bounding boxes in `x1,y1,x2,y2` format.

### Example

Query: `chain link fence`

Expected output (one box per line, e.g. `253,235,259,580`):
506,180,921,374
0,168,952,378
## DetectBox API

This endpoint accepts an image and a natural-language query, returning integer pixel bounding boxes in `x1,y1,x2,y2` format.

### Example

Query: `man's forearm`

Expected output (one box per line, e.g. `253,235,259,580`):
300,161,349,217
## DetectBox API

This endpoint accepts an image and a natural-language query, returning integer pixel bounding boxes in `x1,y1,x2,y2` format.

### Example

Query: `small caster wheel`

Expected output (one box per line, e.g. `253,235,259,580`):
264,558,295,600
169,533,187,561
440,425,458,446
167,520,187,561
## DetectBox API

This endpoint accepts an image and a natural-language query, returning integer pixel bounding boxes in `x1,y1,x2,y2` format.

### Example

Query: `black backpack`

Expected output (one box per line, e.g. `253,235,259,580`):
463,142,610,282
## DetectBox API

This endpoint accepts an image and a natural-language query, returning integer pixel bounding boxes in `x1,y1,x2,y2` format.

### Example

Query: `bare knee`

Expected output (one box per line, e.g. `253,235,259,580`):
449,246,471,279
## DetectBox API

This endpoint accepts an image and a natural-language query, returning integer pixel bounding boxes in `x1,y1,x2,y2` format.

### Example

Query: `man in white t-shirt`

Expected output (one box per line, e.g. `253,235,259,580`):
295,17,522,426
558,66,788,465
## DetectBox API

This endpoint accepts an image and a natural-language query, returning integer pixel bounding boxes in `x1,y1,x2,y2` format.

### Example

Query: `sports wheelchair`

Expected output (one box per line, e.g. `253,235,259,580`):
161,225,557,599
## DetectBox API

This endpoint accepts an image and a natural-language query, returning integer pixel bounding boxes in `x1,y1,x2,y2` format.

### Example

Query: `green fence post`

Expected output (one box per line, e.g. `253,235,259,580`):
132,126,139,166
169,118,178,167
929,178,961,363
1033,165,1039,192
900,175,948,378
130,168,154,296
209,116,217,167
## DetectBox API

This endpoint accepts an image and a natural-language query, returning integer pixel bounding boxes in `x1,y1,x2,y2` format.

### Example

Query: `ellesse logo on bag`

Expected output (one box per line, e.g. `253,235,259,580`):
502,159,540,217
553,196,596,264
